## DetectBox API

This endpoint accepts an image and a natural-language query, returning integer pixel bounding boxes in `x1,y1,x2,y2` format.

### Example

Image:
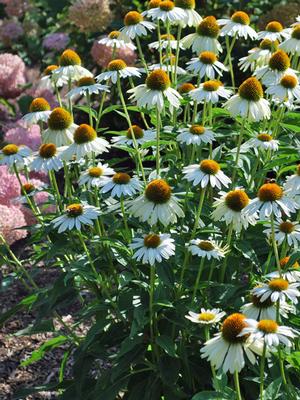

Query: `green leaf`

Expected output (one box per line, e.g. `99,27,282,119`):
264,377,282,399
280,123,300,133
156,335,177,357
192,392,229,400
15,319,54,336
0,293,38,326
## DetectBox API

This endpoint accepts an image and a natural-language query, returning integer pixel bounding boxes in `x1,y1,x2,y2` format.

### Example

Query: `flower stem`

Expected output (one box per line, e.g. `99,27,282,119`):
174,24,182,87
191,257,205,305
136,36,149,74
157,21,163,68
149,263,156,345
233,370,242,400
86,92,93,127
225,35,236,89
260,342,267,400
271,213,282,277
220,222,234,283
191,187,207,239
49,170,63,211
156,106,161,177
232,118,246,184
120,195,130,242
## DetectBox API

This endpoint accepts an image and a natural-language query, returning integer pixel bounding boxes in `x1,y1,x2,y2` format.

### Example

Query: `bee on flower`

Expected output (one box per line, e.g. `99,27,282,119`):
130,233,175,265
188,238,228,260
186,51,227,79
67,76,109,99
52,49,93,83
96,59,141,84
185,308,225,325
52,203,100,233
98,30,136,50
22,98,51,126
181,16,222,54
183,159,231,189
190,80,231,104
120,11,156,40
101,172,142,198
78,163,115,189
176,125,215,146
43,107,77,147
111,125,156,147
218,11,257,40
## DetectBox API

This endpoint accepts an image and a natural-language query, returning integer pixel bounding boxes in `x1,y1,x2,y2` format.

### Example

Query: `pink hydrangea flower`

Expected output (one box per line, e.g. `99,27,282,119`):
42,32,70,51
4,120,41,151
0,204,27,245
91,40,137,68
0,53,26,98
0,165,25,206
69,0,113,33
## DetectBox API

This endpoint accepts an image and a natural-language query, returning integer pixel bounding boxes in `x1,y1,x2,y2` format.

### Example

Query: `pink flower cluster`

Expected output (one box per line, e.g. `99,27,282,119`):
0,0,29,18
69,0,113,33
42,32,70,52
0,53,26,99
91,40,137,68
0,19,24,46
5,121,41,151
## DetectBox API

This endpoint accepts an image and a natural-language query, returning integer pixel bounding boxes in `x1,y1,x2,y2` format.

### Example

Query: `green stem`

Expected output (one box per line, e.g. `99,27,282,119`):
271,214,282,277
136,36,149,74
156,106,161,177
204,326,216,380
174,24,182,87
260,342,267,400
77,231,98,279
225,35,236,89
95,88,107,131
232,118,246,184
157,21,163,68
220,222,234,283
191,257,205,304
233,370,242,400
49,170,63,211
86,92,93,127
120,195,130,242
191,187,207,239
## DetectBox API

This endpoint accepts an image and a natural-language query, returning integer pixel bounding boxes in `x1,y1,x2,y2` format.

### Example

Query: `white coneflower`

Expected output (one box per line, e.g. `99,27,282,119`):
190,80,231,104
98,30,136,50
176,125,214,146
128,178,184,226
181,16,222,54
280,25,300,55
120,11,155,40
147,58,187,75
67,76,109,99
186,308,225,325
96,59,141,84
211,188,256,232
30,143,63,172
149,33,184,50
224,77,271,122
186,51,227,79
78,163,115,189
22,97,51,126
257,21,289,42
52,203,100,233
183,159,231,189
147,0,186,23
266,74,300,104
252,278,300,304
0,144,30,167
174,0,202,27
284,164,300,196
240,319,298,348
245,133,279,152
188,238,228,260
218,11,257,40
39,65,66,90
43,107,77,147
61,124,110,160
241,294,278,321
128,69,182,111
52,49,93,83
201,313,262,374
111,125,156,147
130,233,175,265
254,50,297,86
238,39,278,73
101,172,141,198
264,219,300,247
266,257,300,283
244,182,298,220
141,0,162,17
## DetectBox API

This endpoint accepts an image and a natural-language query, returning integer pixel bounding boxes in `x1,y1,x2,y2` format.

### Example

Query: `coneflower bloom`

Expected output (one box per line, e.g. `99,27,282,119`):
252,278,300,304
61,124,110,160
101,172,142,198
240,319,298,348
141,0,162,17
188,239,228,260
241,294,279,321
254,50,297,86
186,51,227,79
96,59,141,84
267,257,300,283
284,164,300,196
147,0,186,23
211,188,256,232
111,125,156,147
128,69,182,111
201,313,262,373
245,133,279,152
238,39,278,73
183,159,231,189
43,107,77,147
176,125,214,146
67,76,109,99
98,30,136,50
280,25,300,55
224,77,271,122
22,97,51,126
0,144,30,167
30,143,63,172
130,233,175,265
52,203,100,233
181,16,222,54
218,11,257,40
128,179,184,226
149,33,184,50
244,182,298,219
264,218,300,247
53,49,93,83
39,65,66,90
257,21,289,42
266,74,300,104
120,11,155,39
186,308,225,325
190,80,231,104
78,163,115,189
174,0,202,27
